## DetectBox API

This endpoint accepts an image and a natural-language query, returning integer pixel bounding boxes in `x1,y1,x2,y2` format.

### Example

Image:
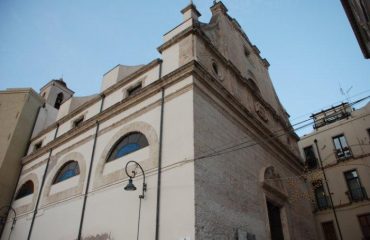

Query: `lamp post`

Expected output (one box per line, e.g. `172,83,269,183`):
124,161,147,199
123,160,147,240
0,205,16,240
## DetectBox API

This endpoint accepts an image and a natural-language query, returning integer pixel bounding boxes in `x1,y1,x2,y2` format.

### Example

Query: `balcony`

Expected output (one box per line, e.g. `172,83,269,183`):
335,147,352,161
346,187,368,202
306,157,319,169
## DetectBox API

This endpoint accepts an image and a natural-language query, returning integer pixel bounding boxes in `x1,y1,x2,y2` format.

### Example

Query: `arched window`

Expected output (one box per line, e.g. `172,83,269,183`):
107,132,149,162
54,92,64,109
15,181,34,200
53,161,80,184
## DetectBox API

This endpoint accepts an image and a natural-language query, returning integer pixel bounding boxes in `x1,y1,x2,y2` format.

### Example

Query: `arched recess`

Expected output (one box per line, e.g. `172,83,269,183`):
259,166,291,240
13,173,39,215
93,121,159,189
54,92,64,109
42,152,86,206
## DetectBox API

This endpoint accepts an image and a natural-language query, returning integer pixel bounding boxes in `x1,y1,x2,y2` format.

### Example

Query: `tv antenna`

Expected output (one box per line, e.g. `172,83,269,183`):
339,83,353,103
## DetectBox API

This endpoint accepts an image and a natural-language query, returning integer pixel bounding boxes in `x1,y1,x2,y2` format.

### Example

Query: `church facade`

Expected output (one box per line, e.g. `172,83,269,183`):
1,2,317,240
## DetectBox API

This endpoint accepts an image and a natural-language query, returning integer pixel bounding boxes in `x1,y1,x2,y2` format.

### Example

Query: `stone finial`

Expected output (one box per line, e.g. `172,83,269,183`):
181,1,201,21
210,1,228,15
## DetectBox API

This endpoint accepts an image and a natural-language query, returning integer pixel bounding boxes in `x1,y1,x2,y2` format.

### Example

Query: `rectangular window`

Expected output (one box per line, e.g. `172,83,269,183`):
332,134,352,160
303,145,318,169
321,221,338,240
358,213,370,240
367,128,370,139
73,116,84,128
344,170,367,202
127,82,142,96
312,180,330,210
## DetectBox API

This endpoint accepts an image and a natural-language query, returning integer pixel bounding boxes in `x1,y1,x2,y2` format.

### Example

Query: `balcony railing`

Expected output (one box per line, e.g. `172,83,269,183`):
306,157,318,169
346,187,368,202
335,147,352,161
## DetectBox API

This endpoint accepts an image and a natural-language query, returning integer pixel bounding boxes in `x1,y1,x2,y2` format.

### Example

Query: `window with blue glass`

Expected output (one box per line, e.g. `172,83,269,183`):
53,161,80,184
15,180,34,200
107,132,149,162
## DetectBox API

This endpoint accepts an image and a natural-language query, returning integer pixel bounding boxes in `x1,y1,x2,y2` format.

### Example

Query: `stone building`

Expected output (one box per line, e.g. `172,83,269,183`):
341,0,370,59
1,2,317,240
0,80,73,236
0,88,43,226
298,102,370,240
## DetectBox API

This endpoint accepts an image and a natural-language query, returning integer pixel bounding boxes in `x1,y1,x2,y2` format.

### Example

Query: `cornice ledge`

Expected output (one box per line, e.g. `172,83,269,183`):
157,20,198,53
30,59,162,143
22,61,197,165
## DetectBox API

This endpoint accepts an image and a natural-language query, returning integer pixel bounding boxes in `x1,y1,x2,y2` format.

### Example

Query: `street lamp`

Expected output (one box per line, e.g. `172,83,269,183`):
124,161,147,199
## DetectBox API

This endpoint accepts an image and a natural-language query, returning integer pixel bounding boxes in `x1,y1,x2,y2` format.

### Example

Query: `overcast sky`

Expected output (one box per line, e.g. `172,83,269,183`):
0,0,369,135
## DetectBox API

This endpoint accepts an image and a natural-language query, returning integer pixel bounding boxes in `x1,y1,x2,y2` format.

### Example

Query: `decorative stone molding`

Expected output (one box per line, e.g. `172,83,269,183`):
260,166,291,240
41,152,87,206
93,121,159,190
255,101,268,122
260,166,288,201
13,173,39,215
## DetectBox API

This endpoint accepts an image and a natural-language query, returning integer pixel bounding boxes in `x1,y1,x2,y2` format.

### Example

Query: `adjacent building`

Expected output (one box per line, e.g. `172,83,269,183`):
1,2,318,240
341,0,370,58
0,88,43,223
0,80,73,236
299,102,370,240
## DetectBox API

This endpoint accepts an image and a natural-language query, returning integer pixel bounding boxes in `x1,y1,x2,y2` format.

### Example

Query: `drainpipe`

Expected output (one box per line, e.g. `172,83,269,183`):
77,94,105,240
27,123,59,240
314,139,343,240
155,62,164,240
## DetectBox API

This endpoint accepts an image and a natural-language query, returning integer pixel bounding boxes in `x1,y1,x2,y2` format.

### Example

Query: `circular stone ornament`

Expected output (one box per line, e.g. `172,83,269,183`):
255,101,268,122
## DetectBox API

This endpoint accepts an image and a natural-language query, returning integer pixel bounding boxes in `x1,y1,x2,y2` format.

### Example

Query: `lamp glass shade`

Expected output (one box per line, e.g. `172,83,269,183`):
124,178,137,191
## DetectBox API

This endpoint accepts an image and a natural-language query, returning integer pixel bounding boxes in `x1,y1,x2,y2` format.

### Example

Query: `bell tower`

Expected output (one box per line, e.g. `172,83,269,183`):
39,78,74,109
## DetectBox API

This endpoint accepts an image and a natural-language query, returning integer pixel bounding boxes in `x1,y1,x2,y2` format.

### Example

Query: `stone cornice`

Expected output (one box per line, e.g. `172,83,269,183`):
192,61,303,173
181,4,201,17
30,59,162,142
22,60,195,165
157,20,197,53
23,59,302,174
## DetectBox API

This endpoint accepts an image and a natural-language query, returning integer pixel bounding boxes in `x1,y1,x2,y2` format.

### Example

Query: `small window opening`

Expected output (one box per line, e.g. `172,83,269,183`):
15,181,34,200
73,116,84,128
303,145,318,169
34,141,43,152
127,83,142,97
212,62,219,74
244,47,251,57
54,92,64,109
